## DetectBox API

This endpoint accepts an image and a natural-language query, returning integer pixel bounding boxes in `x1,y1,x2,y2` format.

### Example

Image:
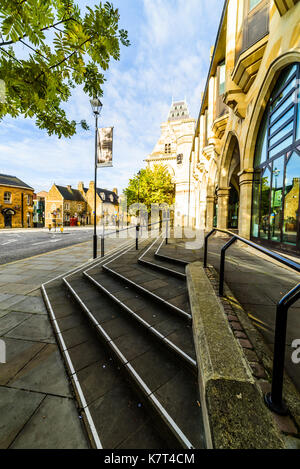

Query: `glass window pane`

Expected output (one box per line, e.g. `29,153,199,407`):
251,170,261,237
297,85,300,141
270,78,296,112
259,167,271,239
254,110,268,166
269,121,294,148
270,64,297,100
219,62,226,96
269,135,293,159
249,0,261,11
269,107,294,136
270,93,295,124
270,157,284,242
283,152,300,245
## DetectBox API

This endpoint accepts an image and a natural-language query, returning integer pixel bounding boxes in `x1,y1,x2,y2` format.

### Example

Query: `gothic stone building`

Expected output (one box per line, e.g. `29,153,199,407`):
145,100,195,226
188,0,300,253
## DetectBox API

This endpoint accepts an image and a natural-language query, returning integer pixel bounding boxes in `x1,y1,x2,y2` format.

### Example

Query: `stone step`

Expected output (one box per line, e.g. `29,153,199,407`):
138,237,186,279
83,268,197,369
102,244,191,320
64,273,204,449
42,279,168,449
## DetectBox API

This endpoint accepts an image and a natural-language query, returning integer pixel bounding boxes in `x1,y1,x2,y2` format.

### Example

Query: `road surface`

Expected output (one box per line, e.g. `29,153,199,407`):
0,228,103,264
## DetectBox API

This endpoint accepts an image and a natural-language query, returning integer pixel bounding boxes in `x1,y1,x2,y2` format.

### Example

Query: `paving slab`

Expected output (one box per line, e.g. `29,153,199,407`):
10,395,89,449
0,311,30,336
5,315,55,343
9,296,47,315
8,344,72,397
0,387,45,449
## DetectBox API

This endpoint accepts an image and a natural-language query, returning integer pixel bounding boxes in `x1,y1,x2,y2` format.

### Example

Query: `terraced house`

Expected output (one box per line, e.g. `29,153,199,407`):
189,0,300,253
45,182,119,228
0,173,34,228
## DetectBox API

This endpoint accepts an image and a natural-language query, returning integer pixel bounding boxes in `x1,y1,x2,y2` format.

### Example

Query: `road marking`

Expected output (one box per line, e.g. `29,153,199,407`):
32,239,62,246
1,240,18,245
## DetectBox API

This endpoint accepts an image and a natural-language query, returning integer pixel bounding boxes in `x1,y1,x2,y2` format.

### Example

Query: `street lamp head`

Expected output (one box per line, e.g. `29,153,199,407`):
90,97,103,115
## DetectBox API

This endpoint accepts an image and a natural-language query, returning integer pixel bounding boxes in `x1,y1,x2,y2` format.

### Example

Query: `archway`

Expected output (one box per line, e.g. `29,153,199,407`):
217,134,241,230
250,62,300,252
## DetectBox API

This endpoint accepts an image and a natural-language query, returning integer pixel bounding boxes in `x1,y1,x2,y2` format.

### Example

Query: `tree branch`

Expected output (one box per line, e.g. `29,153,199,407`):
0,17,78,46
0,46,22,64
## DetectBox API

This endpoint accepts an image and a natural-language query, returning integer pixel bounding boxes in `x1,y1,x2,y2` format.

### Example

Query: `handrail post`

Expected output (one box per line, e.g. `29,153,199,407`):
219,236,237,296
136,224,140,250
204,229,216,268
100,235,104,258
166,219,169,245
265,284,300,415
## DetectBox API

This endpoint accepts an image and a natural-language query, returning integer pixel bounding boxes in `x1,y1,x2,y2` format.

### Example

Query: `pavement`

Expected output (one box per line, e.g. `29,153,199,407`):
166,232,300,393
1,228,299,448
0,236,123,449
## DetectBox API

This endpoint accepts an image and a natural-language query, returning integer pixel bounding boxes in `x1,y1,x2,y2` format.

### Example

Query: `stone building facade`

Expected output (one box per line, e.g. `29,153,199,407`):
80,181,118,226
45,182,118,228
0,174,34,228
188,0,300,253
145,100,195,226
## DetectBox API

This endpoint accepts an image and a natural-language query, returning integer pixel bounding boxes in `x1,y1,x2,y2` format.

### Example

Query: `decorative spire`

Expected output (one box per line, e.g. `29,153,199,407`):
167,100,190,121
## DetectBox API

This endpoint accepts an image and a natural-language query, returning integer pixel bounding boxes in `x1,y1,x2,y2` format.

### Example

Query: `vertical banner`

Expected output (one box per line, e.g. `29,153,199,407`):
97,127,113,167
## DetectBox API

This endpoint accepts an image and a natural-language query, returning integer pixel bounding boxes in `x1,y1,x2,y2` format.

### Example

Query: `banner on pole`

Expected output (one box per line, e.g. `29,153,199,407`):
97,127,113,167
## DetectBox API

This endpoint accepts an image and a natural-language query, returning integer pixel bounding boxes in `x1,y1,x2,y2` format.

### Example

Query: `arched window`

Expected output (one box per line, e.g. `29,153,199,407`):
251,63,300,249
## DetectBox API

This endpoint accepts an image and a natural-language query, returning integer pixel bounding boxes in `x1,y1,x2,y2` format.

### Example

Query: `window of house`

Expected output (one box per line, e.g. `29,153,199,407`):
249,0,262,11
164,143,171,154
65,203,70,210
219,61,226,95
4,192,11,203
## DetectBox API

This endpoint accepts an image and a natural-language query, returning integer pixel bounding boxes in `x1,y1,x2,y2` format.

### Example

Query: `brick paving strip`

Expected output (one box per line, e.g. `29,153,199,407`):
0,237,122,449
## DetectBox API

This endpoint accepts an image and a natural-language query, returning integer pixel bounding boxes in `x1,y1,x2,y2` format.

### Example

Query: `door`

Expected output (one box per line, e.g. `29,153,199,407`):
4,213,12,227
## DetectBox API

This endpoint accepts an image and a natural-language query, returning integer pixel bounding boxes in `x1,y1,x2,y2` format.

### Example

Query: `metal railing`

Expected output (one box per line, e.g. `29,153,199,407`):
204,228,300,416
98,218,171,257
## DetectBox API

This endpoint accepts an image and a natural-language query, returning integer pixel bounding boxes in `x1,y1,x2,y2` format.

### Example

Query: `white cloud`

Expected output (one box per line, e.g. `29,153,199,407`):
0,0,224,194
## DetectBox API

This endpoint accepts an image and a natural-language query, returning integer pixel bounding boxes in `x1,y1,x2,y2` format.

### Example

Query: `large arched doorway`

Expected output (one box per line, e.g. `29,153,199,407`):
217,135,240,230
251,63,300,251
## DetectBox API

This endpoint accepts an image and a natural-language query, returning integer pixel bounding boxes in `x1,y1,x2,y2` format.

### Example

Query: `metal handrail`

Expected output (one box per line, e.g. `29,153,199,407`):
98,218,171,256
204,228,300,416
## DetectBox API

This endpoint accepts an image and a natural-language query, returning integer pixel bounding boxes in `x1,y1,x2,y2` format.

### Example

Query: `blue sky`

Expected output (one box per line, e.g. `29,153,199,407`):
0,0,224,194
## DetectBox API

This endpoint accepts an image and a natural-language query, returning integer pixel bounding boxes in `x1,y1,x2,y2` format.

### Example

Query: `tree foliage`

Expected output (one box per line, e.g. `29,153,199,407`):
123,165,175,213
0,0,130,137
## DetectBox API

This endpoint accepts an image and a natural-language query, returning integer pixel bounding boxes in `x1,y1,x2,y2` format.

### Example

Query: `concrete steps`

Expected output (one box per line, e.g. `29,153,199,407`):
42,237,205,449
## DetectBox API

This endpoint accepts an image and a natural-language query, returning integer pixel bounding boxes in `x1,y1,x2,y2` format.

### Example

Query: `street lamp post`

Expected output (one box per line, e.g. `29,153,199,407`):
90,97,103,259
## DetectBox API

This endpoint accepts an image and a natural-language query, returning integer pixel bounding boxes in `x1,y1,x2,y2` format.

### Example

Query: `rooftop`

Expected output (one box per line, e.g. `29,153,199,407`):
0,173,34,190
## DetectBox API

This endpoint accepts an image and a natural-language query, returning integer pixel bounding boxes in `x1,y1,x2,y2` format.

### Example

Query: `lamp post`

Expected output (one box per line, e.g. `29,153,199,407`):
90,97,103,259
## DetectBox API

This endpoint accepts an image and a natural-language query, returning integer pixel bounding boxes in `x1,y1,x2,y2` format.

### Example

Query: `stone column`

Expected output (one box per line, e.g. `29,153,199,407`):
217,187,231,230
238,169,254,239
206,196,215,231
198,200,207,230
